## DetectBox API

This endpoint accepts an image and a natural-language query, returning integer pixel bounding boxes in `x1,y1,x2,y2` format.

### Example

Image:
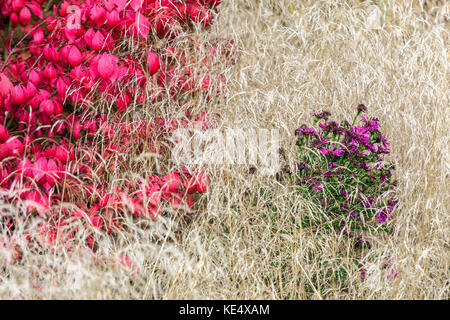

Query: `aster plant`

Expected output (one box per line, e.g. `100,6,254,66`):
293,105,397,244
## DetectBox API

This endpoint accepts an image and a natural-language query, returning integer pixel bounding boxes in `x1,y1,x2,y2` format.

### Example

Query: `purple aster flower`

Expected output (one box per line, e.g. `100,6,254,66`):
365,142,377,154
301,127,317,136
295,125,317,136
358,264,367,279
361,114,379,131
381,135,390,153
348,126,370,144
375,208,389,223
313,110,331,119
359,161,370,172
355,237,364,246
296,162,309,171
324,170,333,178
320,146,345,157
340,202,349,211
388,197,397,207
318,120,339,133
387,269,398,279
329,162,337,168
292,106,397,248
341,189,349,198
361,196,374,208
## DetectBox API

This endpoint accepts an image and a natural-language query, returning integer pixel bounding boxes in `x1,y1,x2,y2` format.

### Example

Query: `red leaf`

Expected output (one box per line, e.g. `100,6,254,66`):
26,1,43,19
91,31,105,50
129,0,143,11
0,73,13,96
135,12,150,39
147,50,160,76
97,53,119,84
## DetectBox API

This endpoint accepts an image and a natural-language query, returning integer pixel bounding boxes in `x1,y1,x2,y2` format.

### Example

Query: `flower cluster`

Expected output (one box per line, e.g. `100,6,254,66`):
0,0,234,260
293,105,397,238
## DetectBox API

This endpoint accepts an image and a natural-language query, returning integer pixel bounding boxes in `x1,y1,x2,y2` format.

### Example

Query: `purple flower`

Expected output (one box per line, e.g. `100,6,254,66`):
365,142,377,154
348,126,370,144
375,208,389,223
328,162,337,168
359,161,370,172
361,196,374,208
320,146,345,157
340,202,349,210
361,115,379,131
293,107,397,248
341,189,349,198
296,162,309,171
324,169,333,177
318,120,339,133
309,134,330,149
387,269,398,279
334,147,345,157
296,125,317,136
312,110,331,119
388,197,397,207
358,264,367,279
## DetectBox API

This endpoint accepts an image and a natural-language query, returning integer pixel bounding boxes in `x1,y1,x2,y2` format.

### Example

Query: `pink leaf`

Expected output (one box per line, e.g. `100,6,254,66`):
112,0,127,11
72,121,82,139
10,85,25,105
97,53,119,84
0,73,13,96
129,0,143,11
56,77,68,98
19,7,31,25
106,10,120,27
91,31,105,50
135,12,150,39
84,28,96,47
39,99,54,117
64,26,79,43
90,5,106,25
68,46,82,67
33,157,48,181
12,0,25,12
26,1,43,19
147,51,161,76
28,70,40,85
31,27,44,43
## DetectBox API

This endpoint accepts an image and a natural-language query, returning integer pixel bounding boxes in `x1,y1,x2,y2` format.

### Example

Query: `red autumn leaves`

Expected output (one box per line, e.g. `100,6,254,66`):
0,0,235,262
1,0,44,27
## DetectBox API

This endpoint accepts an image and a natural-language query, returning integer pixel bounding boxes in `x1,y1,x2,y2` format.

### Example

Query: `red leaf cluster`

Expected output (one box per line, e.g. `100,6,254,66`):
0,0,235,262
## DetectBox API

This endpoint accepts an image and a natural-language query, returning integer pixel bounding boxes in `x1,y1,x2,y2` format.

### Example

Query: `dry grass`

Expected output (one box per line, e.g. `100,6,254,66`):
0,0,449,299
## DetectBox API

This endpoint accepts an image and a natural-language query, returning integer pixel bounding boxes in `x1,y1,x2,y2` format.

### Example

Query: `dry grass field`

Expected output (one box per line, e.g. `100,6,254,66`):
0,0,448,299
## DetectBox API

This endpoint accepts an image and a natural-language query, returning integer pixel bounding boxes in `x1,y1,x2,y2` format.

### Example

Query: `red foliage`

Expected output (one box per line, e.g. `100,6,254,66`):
0,0,235,260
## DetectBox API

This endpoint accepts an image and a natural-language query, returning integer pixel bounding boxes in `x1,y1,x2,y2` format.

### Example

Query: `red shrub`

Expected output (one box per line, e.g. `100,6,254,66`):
0,0,236,258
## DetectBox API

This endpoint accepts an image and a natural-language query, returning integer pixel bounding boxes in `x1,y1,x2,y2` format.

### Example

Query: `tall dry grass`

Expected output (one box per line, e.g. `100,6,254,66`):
0,0,448,299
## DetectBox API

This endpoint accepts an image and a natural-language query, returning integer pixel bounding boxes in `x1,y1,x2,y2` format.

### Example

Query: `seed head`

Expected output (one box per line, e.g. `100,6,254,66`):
357,104,367,113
